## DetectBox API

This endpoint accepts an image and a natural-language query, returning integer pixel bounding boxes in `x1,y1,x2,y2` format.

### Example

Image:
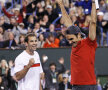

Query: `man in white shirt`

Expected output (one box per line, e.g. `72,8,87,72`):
14,33,43,90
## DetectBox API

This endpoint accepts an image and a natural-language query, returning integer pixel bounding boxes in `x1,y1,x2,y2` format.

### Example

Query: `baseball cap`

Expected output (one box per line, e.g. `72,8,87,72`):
46,5,52,9
66,25,86,37
97,12,104,16
14,8,20,11
19,23,24,26
62,74,68,78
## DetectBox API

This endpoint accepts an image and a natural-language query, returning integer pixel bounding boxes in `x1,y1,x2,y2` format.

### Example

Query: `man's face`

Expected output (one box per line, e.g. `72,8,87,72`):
9,33,14,40
27,36,37,51
34,23,40,29
50,65,56,72
49,36,54,42
0,17,5,25
10,18,16,25
14,10,20,16
66,34,81,47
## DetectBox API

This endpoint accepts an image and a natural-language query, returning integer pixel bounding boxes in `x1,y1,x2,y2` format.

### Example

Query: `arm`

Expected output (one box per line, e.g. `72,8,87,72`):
2,7,13,18
58,58,66,74
56,0,73,27
1,2,13,18
17,26,28,34
39,80,42,90
89,0,97,41
40,73,44,90
15,58,35,81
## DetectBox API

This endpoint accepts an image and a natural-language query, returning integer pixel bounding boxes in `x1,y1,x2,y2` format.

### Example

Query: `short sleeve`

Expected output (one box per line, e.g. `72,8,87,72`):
38,56,43,73
85,37,97,49
14,57,24,74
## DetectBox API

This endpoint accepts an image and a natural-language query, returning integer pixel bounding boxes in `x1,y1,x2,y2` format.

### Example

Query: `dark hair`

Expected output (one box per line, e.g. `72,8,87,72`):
66,26,81,34
66,26,86,38
25,33,36,43
49,62,56,67
48,33,54,38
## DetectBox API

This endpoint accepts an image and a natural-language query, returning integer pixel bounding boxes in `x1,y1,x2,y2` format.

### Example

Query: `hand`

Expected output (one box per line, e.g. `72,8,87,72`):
40,73,45,80
22,12,26,18
32,3,35,9
0,1,4,8
22,0,28,6
46,38,51,44
58,57,64,64
27,58,35,68
42,55,48,63
65,70,70,74
56,0,63,4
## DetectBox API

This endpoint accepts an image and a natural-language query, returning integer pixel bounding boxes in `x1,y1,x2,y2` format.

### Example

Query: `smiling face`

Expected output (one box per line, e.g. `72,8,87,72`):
66,33,81,47
26,36,37,54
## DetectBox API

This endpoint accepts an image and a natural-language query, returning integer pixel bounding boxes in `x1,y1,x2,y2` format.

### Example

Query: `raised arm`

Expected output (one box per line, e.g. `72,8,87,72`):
1,2,13,18
89,0,97,41
56,0,73,27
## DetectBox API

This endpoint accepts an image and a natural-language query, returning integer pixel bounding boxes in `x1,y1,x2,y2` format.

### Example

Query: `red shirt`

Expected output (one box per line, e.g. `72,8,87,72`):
2,6,26,23
70,37,97,85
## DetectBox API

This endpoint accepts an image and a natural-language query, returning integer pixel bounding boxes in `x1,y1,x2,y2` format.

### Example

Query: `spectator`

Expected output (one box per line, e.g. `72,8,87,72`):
3,32,17,49
1,1,27,23
36,2,45,21
33,22,43,38
0,59,9,76
40,14,50,28
58,33,69,47
75,0,92,15
77,7,86,28
99,0,108,13
7,60,17,90
97,12,108,46
0,76,8,90
97,78,102,90
37,34,45,48
0,26,4,41
71,15,79,26
17,35,26,49
42,56,66,90
0,16,11,30
43,33,59,48
23,15,36,29
44,24,57,38
12,23,28,43
58,73,72,90
81,15,91,36
45,5,58,23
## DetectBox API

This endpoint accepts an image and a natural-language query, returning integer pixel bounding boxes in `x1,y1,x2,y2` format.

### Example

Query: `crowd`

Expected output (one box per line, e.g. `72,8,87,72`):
0,0,108,90
0,55,108,90
0,0,108,49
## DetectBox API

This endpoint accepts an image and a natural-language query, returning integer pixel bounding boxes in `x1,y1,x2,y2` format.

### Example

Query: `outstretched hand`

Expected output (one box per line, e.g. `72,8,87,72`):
0,1,4,8
56,0,63,4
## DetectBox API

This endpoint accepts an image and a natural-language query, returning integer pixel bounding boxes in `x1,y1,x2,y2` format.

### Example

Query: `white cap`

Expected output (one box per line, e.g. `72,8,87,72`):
97,12,104,16
14,8,20,11
19,23,24,26
62,74,68,78
46,5,52,9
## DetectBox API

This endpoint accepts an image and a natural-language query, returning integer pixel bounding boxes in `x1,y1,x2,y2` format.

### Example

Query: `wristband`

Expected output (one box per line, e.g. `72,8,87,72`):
95,0,99,9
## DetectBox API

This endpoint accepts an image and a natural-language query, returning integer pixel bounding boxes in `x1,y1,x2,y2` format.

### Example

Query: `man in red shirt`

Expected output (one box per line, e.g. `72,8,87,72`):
1,1,27,23
57,0,98,90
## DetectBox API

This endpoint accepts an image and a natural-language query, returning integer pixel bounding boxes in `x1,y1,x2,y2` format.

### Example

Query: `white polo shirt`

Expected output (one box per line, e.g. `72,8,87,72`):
14,50,43,90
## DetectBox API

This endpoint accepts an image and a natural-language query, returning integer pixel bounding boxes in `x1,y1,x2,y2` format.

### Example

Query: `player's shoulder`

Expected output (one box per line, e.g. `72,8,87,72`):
34,51,39,55
15,50,26,60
